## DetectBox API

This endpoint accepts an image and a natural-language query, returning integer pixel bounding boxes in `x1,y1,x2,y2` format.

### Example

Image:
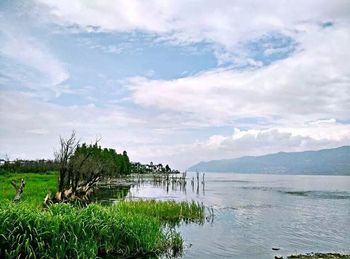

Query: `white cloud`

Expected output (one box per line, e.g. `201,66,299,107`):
35,0,350,64
35,0,173,33
0,91,148,160
0,24,69,89
202,122,350,159
1,87,349,170
1,0,349,170
131,122,350,169
126,24,350,127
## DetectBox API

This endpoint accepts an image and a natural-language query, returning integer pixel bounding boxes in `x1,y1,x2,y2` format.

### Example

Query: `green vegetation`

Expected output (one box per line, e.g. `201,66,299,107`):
0,172,58,207
131,162,180,174
116,200,205,225
0,172,205,258
0,201,202,258
0,159,59,174
284,191,309,196
55,132,131,195
0,133,200,258
72,143,131,177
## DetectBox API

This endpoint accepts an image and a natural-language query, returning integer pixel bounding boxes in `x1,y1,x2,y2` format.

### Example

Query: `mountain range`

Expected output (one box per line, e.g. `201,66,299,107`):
189,146,350,175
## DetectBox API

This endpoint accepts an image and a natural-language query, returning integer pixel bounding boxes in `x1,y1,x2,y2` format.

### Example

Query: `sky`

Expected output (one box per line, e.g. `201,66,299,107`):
0,0,350,170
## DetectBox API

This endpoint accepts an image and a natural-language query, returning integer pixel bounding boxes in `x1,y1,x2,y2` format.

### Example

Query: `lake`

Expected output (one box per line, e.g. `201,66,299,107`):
95,173,350,258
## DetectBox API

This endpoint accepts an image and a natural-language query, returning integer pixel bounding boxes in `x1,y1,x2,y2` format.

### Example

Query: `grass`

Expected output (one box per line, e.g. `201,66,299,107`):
0,171,58,207
0,201,168,258
116,200,205,225
284,191,308,196
0,201,205,258
0,172,205,258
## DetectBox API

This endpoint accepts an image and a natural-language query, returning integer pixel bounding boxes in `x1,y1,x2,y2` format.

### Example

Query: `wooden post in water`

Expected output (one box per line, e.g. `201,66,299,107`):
202,173,205,195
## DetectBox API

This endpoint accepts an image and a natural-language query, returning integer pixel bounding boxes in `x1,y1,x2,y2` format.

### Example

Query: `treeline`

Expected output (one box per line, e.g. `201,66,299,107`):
73,143,131,176
131,162,180,174
55,139,132,197
0,159,59,174
0,144,131,177
0,156,179,176
0,139,181,178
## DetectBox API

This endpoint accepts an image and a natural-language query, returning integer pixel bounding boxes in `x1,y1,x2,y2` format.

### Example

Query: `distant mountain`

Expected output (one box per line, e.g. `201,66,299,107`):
189,146,350,175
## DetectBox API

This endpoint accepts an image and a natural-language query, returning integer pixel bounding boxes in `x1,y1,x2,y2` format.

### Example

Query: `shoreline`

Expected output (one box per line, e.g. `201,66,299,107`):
287,253,350,259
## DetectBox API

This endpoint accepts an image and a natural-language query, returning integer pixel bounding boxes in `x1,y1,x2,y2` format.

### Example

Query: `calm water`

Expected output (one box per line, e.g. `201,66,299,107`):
97,173,350,258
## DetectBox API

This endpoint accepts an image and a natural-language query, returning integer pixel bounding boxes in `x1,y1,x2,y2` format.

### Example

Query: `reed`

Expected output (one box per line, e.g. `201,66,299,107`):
116,199,205,225
0,199,204,258
0,172,205,257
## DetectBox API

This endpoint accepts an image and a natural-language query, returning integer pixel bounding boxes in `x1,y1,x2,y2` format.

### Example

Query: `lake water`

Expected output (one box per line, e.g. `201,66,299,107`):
96,173,350,258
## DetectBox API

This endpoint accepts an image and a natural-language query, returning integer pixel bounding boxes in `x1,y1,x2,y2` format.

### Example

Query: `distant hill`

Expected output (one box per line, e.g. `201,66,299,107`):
189,146,350,175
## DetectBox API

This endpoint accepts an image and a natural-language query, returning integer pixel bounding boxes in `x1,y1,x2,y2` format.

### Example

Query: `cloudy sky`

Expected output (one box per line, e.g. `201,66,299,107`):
1,0,350,169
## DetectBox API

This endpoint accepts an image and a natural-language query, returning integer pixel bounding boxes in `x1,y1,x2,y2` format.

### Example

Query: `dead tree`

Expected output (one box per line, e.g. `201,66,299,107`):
55,130,79,193
11,178,25,202
44,131,103,207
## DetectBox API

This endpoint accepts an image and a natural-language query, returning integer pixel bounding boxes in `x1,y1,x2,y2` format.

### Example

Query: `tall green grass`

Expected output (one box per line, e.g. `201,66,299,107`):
0,200,204,258
0,172,205,257
116,200,205,225
0,172,58,207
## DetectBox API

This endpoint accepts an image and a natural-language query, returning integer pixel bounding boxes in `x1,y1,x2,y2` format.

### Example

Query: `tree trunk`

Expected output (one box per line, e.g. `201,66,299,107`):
11,178,25,202
43,175,100,207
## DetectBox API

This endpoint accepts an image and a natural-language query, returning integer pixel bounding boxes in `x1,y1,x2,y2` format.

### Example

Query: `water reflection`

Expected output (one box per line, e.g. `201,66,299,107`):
92,173,207,205
90,173,350,258
127,173,206,200
90,184,131,205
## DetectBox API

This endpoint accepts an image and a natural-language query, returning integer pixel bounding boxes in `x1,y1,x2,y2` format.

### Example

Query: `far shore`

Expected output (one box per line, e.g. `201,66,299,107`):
287,253,350,259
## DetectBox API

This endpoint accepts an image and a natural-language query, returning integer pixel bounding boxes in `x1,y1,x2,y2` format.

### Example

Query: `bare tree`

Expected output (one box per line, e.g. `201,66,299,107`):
55,130,79,192
45,131,103,206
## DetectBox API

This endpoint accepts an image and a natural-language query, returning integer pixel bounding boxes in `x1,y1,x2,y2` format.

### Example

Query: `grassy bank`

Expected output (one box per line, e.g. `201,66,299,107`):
0,201,204,258
0,172,58,207
0,172,205,258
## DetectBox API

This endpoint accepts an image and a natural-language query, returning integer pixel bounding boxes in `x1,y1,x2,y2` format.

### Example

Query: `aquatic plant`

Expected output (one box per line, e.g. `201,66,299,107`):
0,199,204,258
116,199,205,225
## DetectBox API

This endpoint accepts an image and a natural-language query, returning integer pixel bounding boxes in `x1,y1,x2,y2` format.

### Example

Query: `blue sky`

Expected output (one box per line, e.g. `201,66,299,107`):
1,0,350,169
